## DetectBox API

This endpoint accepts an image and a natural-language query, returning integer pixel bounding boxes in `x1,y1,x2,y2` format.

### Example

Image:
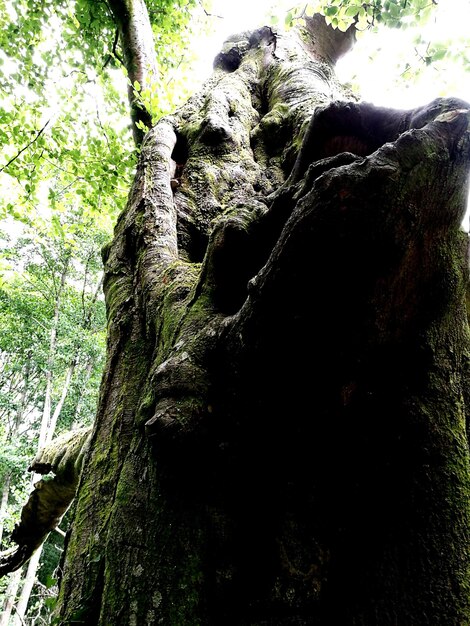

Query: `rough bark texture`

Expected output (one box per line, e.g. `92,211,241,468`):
7,16,470,625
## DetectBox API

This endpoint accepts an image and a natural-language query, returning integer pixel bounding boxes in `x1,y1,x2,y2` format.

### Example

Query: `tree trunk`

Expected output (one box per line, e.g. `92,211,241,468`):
46,358,76,447
72,357,94,427
14,263,71,622
0,569,22,626
38,261,69,451
0,355,31,625
13,550,40,625
28,15,470,625
108,0,159,145
0,475,11,551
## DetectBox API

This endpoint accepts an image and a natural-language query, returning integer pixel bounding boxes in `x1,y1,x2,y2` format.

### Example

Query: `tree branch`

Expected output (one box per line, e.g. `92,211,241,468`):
0,428,91,577
0,120,51,174
107,0,159,146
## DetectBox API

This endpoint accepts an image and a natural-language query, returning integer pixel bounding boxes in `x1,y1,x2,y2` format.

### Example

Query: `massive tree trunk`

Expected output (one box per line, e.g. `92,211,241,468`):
3,14,470,625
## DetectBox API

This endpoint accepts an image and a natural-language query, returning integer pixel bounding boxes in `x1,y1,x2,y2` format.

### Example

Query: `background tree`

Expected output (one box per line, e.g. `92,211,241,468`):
1,0,470,624
0,217,107,624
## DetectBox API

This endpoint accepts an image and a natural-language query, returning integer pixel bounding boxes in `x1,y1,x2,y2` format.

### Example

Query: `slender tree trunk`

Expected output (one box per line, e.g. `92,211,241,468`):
0,355,31,624
14,355,31,434
0,569,22,626
0,475,10,550
14,264,70,622
46,358,77,447
108,0,159,145
12,470,39,626
38,263,68,451
13,550,40,625
73,357,94,427
50,15,470,625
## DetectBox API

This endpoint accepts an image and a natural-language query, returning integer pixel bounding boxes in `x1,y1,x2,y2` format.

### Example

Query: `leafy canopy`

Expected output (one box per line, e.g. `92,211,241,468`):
0,0,204,229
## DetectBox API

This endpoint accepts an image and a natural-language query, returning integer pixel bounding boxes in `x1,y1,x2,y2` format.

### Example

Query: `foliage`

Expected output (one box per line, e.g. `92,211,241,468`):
271,0,470,89
0,219,108,427
312,0,435,31
279,0,436,30
0,0,204,228
0,217,107,559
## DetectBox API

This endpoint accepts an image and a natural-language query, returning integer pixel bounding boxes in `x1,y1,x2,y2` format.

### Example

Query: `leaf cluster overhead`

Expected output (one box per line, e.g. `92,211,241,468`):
0,0,202,227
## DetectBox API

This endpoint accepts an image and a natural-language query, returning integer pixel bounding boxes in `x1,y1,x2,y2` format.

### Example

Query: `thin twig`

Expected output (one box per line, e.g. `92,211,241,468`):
0,120,51,174
197,0,223,19
95,104,110,150
42,156,77,176
54,176,85,198
103,28,123,69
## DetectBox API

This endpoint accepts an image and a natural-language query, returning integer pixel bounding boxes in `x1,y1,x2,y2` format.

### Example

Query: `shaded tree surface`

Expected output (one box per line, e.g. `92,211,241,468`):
3,13,470,625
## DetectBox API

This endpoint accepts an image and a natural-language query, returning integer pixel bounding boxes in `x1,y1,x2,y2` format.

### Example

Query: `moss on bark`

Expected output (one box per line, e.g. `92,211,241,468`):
39,16,470,626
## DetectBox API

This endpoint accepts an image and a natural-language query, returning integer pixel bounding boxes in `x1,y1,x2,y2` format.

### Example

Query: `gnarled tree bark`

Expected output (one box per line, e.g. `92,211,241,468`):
2,15,470,625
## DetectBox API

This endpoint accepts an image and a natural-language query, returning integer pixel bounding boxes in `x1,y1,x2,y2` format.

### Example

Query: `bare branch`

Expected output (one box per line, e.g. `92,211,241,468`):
196,0,223,19
103,28,123,69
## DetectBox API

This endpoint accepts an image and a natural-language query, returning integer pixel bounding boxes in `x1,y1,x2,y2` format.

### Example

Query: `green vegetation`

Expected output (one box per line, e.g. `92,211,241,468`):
285,0,438,31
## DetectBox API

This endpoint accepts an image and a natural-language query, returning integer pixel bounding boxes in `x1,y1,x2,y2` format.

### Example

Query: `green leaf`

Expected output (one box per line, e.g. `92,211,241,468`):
325,5,339,16
344,5,360,17
432,48,447,61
